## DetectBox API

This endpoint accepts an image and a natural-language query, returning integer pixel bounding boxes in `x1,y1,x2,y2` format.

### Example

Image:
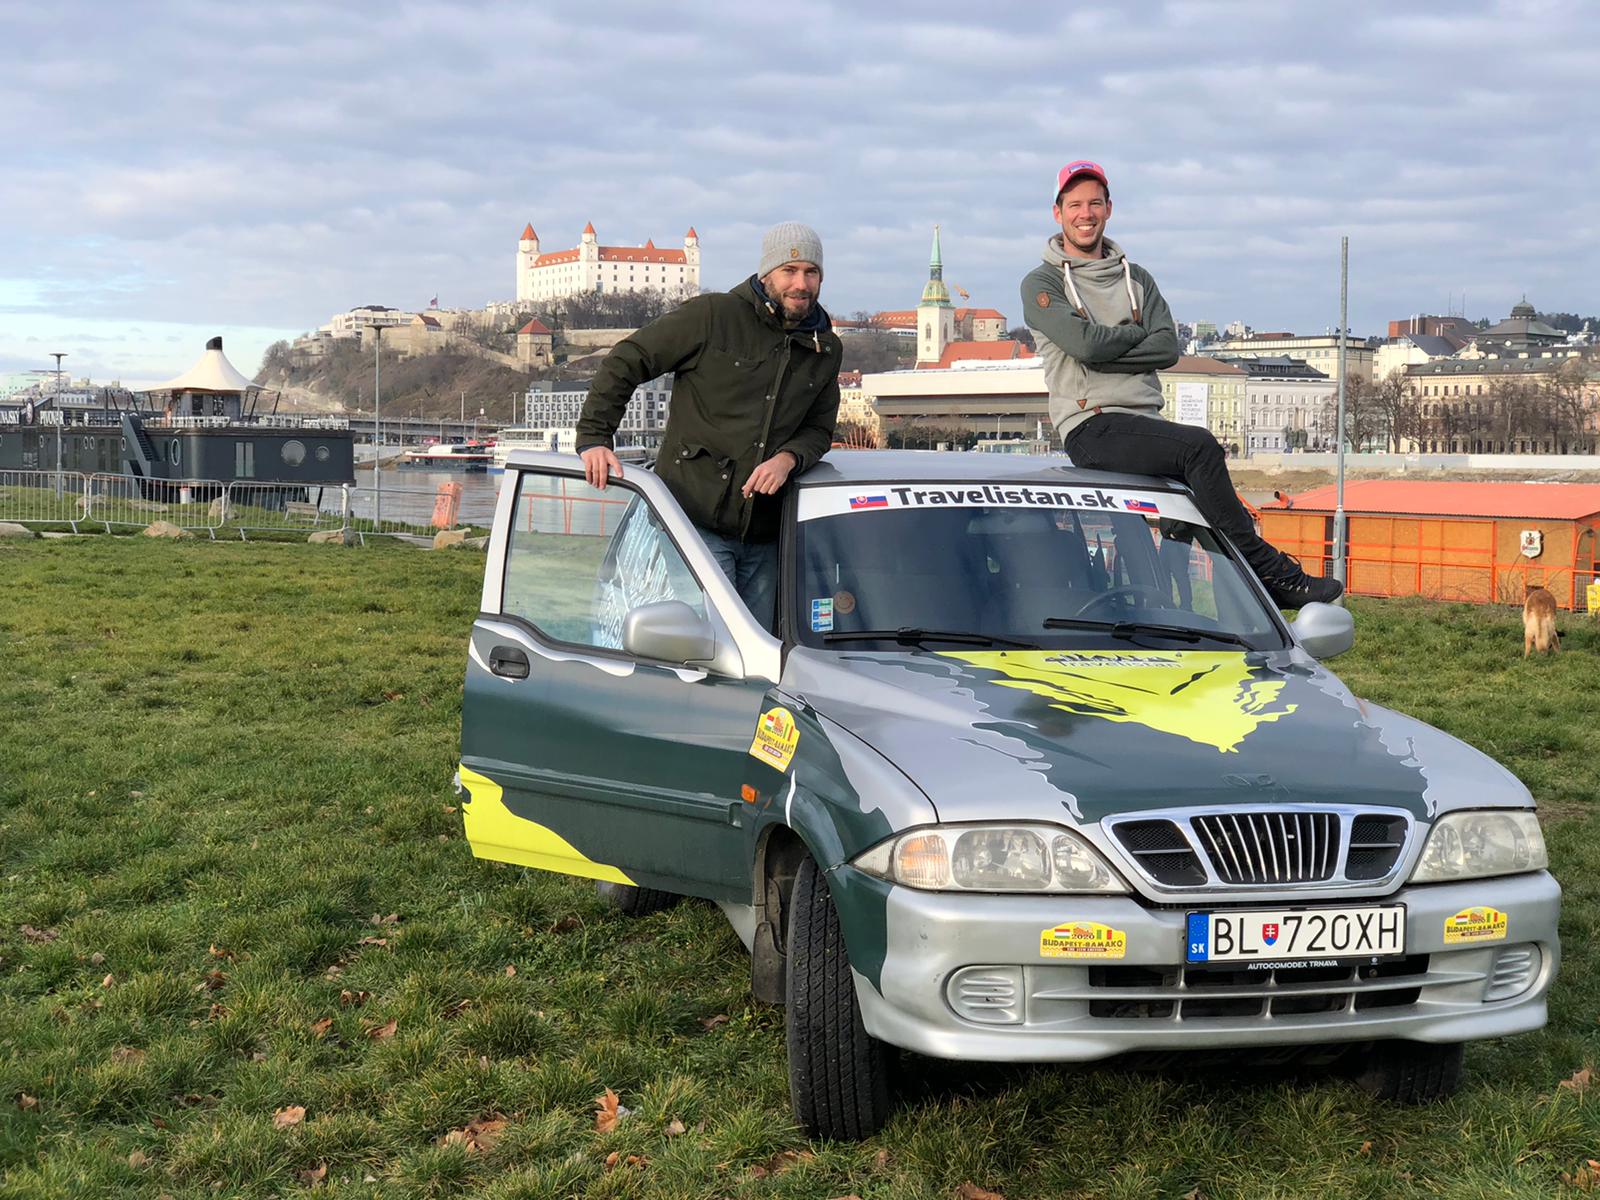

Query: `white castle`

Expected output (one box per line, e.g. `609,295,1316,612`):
515,221,701,304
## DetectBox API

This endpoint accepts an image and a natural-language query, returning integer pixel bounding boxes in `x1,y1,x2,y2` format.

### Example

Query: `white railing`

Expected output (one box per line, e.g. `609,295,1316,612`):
0,470,480,544
224,481,346,540
0,469,91,530
82,473,225,537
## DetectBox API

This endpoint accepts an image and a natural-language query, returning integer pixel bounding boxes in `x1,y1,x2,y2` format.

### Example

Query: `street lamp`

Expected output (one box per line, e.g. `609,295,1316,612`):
368,325,383,528
51,352,67,491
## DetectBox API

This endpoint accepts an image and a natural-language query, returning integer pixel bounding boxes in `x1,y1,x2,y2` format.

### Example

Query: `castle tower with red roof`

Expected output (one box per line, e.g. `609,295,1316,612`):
515,220,701,305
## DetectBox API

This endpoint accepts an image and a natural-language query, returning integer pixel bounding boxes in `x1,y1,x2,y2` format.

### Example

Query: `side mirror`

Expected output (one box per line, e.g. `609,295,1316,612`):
1291,601,1355,660
622,600,717,664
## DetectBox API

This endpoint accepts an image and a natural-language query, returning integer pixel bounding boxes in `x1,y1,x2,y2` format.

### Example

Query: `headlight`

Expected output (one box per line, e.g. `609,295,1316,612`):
853,824,1128,893
1410,810,1547,883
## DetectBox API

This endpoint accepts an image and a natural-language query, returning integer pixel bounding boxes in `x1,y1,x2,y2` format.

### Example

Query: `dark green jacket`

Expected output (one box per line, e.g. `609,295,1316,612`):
576,281,843,542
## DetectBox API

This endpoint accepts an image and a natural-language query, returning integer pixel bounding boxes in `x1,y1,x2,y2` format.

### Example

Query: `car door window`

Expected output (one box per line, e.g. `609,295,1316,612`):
502,472,705,651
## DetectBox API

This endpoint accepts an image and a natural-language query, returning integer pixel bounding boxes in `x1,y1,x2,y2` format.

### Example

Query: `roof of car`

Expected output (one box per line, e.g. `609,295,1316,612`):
801,448,1183,492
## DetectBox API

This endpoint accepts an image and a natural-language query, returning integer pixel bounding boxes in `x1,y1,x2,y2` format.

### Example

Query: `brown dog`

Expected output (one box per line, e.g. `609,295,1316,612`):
1523,584,1560,657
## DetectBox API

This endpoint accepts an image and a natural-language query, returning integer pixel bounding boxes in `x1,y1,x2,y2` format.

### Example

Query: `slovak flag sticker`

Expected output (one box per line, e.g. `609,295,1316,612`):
849,495,889,510
1262,922,1280,946
1124,498,1159,514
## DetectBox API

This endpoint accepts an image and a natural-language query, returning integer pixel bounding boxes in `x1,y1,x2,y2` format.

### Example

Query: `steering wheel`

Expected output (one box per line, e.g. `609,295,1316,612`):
1073,584,1170,619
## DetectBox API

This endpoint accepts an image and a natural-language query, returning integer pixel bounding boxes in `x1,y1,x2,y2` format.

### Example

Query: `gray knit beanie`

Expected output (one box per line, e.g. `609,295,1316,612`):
758,222,824,279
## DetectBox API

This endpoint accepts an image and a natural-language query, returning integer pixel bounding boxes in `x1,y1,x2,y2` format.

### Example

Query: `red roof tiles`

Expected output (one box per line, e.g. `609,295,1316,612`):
918,340,1026,369
518,318,553,335
520,223,536,241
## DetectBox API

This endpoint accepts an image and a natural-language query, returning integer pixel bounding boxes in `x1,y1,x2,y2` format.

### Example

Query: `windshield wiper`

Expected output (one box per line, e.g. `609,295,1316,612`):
823,627,1040,649
1041,616,1254,648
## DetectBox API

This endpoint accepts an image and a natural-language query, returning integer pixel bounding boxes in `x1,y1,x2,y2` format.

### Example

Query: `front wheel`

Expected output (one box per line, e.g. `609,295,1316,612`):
1353,1041,1464,1103
785,855,892,1140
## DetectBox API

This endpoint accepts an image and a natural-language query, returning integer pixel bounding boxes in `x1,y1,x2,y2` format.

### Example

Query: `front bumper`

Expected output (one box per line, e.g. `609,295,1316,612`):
847,868,1560,1062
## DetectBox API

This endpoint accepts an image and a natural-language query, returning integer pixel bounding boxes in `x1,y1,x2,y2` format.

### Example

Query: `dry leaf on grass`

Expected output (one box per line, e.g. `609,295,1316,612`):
1358,1141,1372,1156
1560,1067,1595,1094
438,1115,507,1153
273,1105,306,1129
207,944,235,960
956,1183,1006,1200
602,1151,648,1171
19,925,58,944
89,951,105,966
16,1094,38,1111
872,1148,891,1169
369,913,401,926
357,936,388,948
339,989,370,1008
443,998,473,1019
750,1149,814,1179
310,1017,334,1039
594,1088,632,1133
128,1149,150,1168
110,1047,146,1065
382,691,404,702
664,1118,686,1137
101,973,116,988
365,1018,398,1041
1562,1159,1600,1190
699,1013,729,1030
298,1163,327,1187
504,964,517,978
550,915,583,934
201,970,227,992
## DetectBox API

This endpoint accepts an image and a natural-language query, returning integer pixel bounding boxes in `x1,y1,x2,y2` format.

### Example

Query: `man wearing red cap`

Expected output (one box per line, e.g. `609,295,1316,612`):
1021,161,1343,608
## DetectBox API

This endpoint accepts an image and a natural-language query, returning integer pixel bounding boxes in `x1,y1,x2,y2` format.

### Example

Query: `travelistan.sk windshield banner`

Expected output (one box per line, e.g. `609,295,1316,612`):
796,483,1206,526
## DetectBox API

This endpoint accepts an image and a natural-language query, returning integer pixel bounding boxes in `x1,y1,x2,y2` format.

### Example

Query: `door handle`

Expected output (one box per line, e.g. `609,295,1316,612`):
488,645,530,679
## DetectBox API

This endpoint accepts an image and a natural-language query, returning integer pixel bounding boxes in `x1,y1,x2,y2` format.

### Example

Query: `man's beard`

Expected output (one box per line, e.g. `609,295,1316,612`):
764,283,815,326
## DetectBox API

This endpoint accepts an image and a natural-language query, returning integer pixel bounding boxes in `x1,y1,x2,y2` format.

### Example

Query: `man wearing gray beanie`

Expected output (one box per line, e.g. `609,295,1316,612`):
577,222,841,629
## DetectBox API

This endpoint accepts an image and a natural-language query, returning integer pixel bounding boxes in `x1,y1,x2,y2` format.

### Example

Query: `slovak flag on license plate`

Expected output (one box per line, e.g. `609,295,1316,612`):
849,495,889,509
1124,498,1159,514
1262,922,1280,945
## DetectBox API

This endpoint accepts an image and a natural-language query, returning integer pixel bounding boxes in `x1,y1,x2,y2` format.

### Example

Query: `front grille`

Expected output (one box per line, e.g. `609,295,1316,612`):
1084,955,1431,1020
1192,811,1338,884
1346,815,1408,881
947,965,1022,1024
1105,807,1413,891
1110,820,1206,886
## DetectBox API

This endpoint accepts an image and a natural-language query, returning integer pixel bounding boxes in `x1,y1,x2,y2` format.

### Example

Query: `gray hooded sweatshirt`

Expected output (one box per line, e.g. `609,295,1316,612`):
1020,235,1181,441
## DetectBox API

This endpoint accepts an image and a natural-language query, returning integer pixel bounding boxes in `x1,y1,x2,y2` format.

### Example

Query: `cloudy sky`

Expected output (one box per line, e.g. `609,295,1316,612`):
4,0,1596,384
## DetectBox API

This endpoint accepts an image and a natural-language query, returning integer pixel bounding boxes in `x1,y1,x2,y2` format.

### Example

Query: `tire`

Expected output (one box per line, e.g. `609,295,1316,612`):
785,855,892,1140
1354,1041,1464,1103
594,880,680,917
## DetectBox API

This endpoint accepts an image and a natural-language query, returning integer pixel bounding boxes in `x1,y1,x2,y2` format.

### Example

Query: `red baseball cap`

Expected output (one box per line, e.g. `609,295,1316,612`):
1055,160,1109,199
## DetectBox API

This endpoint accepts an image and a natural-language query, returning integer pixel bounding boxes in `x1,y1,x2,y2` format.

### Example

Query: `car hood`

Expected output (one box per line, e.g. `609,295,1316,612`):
780,646,1530,826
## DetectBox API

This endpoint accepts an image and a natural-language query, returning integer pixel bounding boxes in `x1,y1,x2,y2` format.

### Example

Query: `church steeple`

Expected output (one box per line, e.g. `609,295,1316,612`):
920,224,952,308
916,224,957,365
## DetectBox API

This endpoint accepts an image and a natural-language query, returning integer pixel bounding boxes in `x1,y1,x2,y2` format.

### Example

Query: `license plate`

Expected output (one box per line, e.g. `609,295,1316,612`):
1186,906,1405,964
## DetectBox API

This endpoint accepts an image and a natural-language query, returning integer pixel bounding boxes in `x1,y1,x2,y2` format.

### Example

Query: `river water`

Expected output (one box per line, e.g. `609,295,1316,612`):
339,467,505,528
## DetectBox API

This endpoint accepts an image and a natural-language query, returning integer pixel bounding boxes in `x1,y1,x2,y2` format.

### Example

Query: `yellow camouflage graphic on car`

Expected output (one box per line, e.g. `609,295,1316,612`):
942,651,1297,753
457,764,637,884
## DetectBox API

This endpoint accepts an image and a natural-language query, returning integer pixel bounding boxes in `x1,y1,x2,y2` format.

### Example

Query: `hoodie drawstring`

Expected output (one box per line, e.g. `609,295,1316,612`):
1061,256,1141,323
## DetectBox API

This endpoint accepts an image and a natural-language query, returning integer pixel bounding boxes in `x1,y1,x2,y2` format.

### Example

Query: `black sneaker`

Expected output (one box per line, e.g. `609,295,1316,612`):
1264,567,1344,609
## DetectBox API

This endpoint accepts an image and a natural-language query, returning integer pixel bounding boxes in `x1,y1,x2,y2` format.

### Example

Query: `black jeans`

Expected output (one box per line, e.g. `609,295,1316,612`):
1065,412,1274,570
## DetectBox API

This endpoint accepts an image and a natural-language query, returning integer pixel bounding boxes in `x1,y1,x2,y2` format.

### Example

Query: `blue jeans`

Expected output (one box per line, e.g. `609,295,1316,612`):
697,525,778,630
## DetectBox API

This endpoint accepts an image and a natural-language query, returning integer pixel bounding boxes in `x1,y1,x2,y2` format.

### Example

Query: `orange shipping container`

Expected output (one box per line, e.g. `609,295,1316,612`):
1262,480,1600,610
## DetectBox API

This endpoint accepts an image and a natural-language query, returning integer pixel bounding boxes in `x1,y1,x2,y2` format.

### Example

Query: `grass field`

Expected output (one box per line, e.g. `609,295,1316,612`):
2,536,1599,1199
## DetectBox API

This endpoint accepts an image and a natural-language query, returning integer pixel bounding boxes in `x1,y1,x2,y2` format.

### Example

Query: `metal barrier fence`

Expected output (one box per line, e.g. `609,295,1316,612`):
0,469,90,531
343,484,475,544
84,473,225,537
225,481,347,540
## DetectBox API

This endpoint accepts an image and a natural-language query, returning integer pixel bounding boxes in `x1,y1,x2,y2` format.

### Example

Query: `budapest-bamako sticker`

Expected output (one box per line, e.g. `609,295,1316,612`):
1443,906,1508,944
1040,921,1127,959
749,706,800,773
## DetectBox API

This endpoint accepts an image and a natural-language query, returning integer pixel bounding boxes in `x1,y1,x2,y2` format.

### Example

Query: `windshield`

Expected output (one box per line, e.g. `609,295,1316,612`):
792,483,1286,651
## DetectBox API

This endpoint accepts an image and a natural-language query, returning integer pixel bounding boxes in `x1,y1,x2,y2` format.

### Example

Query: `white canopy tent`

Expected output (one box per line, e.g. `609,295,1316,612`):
144,336,263,394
